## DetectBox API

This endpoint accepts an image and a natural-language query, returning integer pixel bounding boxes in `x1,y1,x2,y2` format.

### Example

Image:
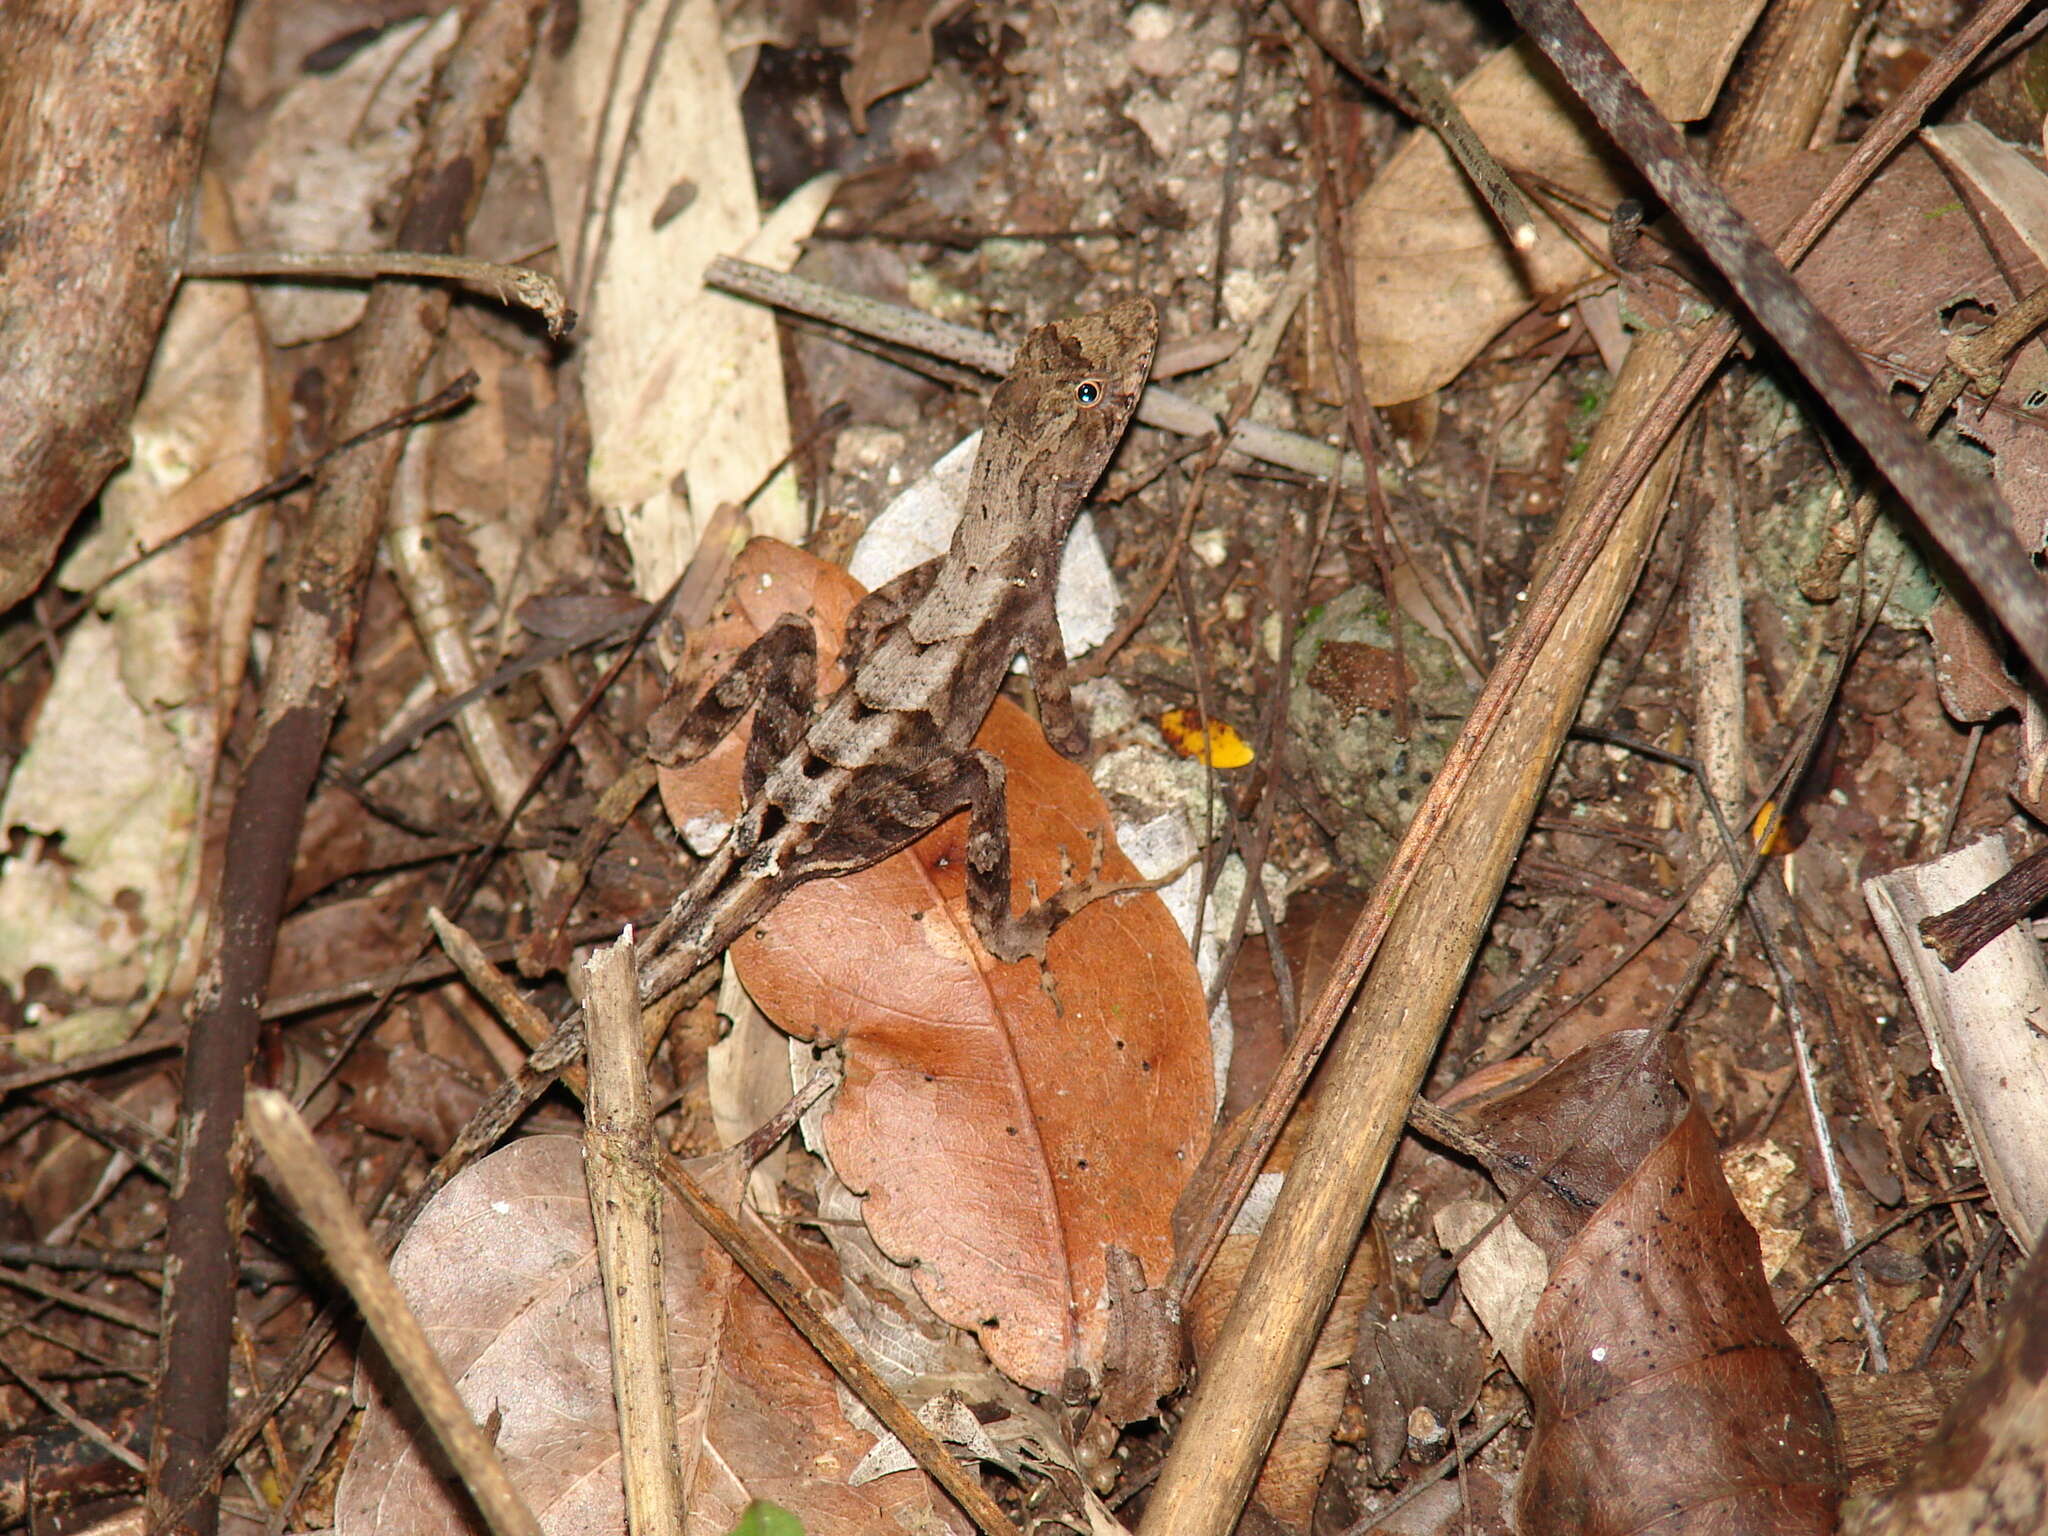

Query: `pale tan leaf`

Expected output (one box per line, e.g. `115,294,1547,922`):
333,1137,966,1536
529,0,806,597
0,171,270,1013
1348,0,1766,404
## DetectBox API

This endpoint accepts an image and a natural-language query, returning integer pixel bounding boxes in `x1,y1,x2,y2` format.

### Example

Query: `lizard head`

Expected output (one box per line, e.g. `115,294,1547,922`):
987,296,1160,503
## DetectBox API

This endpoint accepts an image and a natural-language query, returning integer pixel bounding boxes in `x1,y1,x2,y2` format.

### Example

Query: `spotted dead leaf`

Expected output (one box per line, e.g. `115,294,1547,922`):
1460,1031,1841,1536
658,542,1214,1396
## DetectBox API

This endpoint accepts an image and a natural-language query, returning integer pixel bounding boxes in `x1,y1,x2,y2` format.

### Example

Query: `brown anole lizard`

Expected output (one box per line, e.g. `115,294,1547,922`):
437,295,1161,1168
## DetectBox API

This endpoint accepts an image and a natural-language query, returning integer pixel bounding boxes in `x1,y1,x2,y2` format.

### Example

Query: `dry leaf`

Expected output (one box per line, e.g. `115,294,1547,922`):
659,542,1214,1396
334,1136,967,1536
1347,0,1766,404
842,0,936,133
528,0,803,595
1462,1032,1841,1536
0,172,271,1016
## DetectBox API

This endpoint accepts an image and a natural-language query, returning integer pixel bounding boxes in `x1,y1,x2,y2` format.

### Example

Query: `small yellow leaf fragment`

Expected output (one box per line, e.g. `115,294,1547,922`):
1750,800,1796,856
1159,707,1255,768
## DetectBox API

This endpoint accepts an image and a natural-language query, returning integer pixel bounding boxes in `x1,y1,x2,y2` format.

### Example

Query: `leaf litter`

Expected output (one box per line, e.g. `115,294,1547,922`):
7,1,2048,1534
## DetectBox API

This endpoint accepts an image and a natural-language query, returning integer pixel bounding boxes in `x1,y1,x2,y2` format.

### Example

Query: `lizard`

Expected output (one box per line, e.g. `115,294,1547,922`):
436,294,1161,1169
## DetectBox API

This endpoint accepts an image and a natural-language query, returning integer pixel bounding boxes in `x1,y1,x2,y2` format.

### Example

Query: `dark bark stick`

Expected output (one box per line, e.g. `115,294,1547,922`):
1920,844,2048,970
0,0,237,611
1504,0,2048,686
144,5,549,1534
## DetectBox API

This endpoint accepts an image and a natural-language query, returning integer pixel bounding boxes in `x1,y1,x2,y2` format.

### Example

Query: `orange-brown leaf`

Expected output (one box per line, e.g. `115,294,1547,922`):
663,540,1213,1395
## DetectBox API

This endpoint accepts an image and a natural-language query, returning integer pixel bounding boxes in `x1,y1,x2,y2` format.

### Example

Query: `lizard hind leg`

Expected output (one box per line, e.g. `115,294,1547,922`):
928,748,1161,964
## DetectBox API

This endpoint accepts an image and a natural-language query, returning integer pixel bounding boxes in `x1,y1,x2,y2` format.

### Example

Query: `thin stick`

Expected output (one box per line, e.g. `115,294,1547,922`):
184,249,571,337
581,936,687,1536
244,1090,544,1536
1392,53,1538,250
147,6,551,1528
704,255,1359,485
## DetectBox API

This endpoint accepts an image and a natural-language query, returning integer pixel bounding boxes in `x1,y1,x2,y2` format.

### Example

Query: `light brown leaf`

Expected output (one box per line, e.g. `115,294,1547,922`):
1346,0,1766,404
842,0,935,134
660,541,1214,1396
333,1137,966,1536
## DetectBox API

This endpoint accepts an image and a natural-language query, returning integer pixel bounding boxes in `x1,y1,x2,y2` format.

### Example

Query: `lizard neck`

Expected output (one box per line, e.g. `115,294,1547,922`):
949,430,1074,578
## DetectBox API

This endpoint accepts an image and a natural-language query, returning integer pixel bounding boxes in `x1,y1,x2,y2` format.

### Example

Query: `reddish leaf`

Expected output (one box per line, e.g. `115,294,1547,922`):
660,540,1214,1396
1463,1032,1841,1536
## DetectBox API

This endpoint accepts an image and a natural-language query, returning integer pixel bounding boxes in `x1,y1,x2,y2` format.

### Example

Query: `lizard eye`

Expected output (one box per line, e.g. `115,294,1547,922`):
1075,379,1103,407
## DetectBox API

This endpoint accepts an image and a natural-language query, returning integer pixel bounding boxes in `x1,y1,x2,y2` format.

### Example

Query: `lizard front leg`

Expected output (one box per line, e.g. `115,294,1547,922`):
842,556,941,673
646,612,818,806
1021,597,1089,760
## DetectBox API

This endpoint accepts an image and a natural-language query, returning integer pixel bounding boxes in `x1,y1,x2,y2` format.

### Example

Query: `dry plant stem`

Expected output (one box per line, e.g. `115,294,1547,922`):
0,1268,159,1336
1683,421,1746,927
1804,275,2048,599
1778,1188,1989,1326
182,249,571,337
1912,1225,2005,1371
243,1091,545,1536
262,1390,355,1536
1337,1408,1524,1536
1209,0,1256,328
704,254,1358,484
0,0,235,610
1305,43,1411,735
1920,844,2048,970
0,1029,183,1095
146,5,549,1531
1936,722,1985,855
651,1160,1021,1536
1143,6,2023,1527
1142,319,1698,1536
581,936,688,1536
1391,52,1537,249
387,412,557,902
1505,0,2048,688
1707,0,1877,173
259,916,632,1020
